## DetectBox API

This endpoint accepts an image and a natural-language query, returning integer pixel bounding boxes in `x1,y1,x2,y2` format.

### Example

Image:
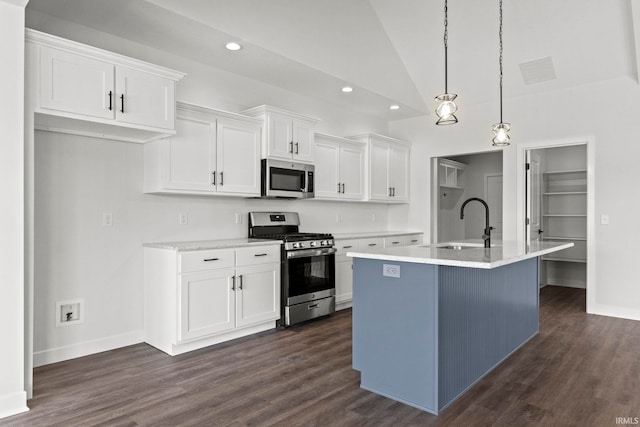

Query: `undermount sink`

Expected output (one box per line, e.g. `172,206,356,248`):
427,242,486,250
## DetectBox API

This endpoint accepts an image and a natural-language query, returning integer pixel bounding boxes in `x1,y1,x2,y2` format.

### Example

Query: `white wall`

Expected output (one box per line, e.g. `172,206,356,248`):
27,17,395,365
0,0,28,419
390,76,640,320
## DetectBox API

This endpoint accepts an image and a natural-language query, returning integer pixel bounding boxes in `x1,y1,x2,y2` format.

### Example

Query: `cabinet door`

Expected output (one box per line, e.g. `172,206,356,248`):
314,139,341,199
335,259,353,305
266,112,294,160
292,119,314,163
39,47,115,119
389,144,410,202
115,66,175,130
162,117,216,191
178,268,236,341
369,141,391,200
235,263,280,328
216,117,261,195
340,143,365,200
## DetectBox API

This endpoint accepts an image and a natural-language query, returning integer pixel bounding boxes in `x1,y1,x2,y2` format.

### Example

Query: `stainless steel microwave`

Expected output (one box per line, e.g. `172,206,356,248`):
261,159,314,199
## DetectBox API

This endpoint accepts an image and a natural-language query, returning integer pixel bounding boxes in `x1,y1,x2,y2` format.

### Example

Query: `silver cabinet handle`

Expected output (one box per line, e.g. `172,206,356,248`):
337,183,341,193
220,171,224,186
295,142,299,154
289,141,294,153
120,94,125,113
254,253,268,257
392,241,400,245
343,245,353,249
211,171,216,185
411,239,419,243
393,187,396,197
238,275,243,290
203,258,219,262
341,183,345,193
368,243,377,247
389,187,392,197
231,276,236,291
108,91,113,111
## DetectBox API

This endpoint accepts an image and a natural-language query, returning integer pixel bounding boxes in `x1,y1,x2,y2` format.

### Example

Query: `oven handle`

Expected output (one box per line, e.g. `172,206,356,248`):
286,247,336,259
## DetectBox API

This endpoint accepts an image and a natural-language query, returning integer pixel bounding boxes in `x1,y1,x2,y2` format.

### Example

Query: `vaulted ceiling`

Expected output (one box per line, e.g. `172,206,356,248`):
26,0,639,121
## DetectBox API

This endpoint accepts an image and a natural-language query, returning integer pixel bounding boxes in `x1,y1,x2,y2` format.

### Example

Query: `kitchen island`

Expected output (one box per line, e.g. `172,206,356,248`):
347,240,573,415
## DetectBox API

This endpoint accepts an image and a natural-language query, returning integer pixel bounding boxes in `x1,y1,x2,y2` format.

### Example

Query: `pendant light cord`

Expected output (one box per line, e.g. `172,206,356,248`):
499,0,504,123
444,0,449,94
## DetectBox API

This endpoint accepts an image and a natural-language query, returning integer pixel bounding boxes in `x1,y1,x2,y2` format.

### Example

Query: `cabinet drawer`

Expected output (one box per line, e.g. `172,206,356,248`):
335,239,360,256
236,245,280,267
179,249,235,273
359,237,384,250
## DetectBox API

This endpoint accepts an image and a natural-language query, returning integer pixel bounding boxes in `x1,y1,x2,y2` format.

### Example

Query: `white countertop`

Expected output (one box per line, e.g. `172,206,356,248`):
144,238,282,251
347,240,574,269
333,230,423,240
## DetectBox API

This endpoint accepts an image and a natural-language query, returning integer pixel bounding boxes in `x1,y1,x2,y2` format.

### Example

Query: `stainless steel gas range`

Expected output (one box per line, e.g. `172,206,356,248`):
248,212,336,326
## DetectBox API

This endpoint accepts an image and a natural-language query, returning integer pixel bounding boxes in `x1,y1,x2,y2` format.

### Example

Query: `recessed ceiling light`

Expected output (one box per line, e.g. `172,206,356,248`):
389,105,400,110
341,86,353,93
225,42,242,51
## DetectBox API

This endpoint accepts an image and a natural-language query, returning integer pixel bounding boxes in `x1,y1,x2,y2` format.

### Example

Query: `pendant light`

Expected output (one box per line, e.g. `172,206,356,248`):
492,0,510,146
435,0,458,125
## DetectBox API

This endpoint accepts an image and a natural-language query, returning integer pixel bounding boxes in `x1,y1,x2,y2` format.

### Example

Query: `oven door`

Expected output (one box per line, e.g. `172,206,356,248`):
284,247,336,305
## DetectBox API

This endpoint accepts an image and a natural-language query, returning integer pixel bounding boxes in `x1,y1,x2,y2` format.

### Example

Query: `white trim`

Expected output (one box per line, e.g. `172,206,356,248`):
590,304,640,322
516,136,595,314
0,391,29,419
33,330,144,367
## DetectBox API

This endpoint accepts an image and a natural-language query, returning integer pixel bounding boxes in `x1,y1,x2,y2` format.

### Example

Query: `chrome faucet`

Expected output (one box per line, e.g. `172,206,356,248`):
460,197,492,248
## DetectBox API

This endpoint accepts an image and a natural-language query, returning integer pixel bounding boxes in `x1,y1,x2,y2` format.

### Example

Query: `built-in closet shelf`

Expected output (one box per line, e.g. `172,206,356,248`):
542,257,587,264
543,169,587,175
544,236,587,241
543,191,587,196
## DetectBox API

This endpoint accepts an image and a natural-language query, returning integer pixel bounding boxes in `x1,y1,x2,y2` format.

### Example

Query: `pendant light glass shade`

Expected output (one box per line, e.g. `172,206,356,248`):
435,0,458,126
492,0,510,146
435,93,458,125
492,122,511,146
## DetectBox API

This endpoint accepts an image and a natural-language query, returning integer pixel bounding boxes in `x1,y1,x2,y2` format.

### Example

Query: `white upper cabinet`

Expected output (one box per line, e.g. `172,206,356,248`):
314,133,365,200
26,29,185,143
144,102,262,196
348,133,411,203
242,105,319,163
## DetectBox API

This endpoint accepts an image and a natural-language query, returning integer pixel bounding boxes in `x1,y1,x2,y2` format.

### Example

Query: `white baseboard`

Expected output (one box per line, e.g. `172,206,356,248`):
0,391,29,420
589,304,640,322
33,330,144,367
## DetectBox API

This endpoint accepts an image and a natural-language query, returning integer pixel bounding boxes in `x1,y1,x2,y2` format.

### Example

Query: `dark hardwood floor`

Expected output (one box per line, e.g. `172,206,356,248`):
3,286,640,426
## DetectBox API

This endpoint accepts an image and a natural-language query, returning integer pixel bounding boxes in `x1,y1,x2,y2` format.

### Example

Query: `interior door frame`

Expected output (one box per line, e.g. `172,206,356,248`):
516,136,595,313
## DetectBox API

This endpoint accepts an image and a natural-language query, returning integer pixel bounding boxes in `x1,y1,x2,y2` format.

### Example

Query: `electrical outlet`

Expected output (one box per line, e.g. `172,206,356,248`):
102,213,113,227
56,299,84,327
179,212,188,225
235,213,243,224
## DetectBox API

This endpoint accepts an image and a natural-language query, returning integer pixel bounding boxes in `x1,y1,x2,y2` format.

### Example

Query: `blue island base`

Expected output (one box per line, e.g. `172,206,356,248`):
352,257,539,414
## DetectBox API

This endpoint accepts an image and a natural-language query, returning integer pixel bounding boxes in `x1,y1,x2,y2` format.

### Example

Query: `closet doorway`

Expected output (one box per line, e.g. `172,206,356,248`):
431,151,503,243
519,138,595,312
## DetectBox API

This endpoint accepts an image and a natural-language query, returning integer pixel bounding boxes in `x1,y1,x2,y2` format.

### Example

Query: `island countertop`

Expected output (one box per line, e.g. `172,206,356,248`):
347,240,573,269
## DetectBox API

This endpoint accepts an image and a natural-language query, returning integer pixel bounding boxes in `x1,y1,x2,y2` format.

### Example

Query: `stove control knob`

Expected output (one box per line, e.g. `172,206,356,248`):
310,241,317,247
292,242,299,249
298,242,305,248
320,240,327,246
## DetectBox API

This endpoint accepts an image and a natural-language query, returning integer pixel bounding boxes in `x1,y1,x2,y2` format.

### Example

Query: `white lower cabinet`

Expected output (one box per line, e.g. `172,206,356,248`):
145,244,280,356
179,268,236,341
334,233,422,310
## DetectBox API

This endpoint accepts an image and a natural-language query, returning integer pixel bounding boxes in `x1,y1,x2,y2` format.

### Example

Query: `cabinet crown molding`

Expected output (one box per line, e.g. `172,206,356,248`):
347,133,411,147
176,101,263,125
242,105,320,124
25,28,186,81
